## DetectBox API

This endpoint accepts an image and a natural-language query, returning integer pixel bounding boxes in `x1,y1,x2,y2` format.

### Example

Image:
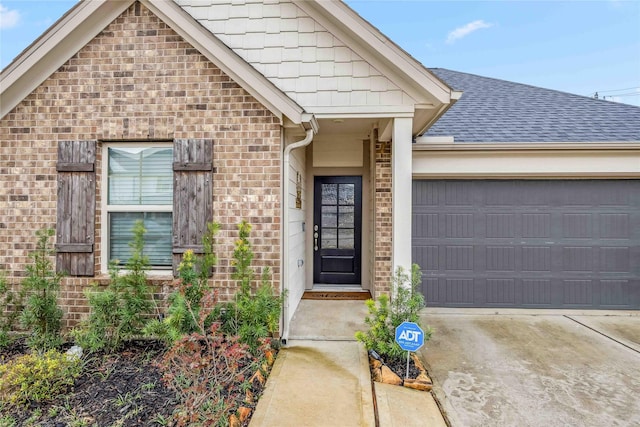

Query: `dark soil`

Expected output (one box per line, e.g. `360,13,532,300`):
384,355,422,380
1,337,274,427
1,339,177,426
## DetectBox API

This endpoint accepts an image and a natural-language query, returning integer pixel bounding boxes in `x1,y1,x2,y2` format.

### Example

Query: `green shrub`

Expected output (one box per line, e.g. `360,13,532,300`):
144,222,221,344
71,284,121,352
72,220,155,351
158,297,260,427
355,264,431,361
220,221,284,353
20,228,64,352
0,273,23,349
0,350,82,407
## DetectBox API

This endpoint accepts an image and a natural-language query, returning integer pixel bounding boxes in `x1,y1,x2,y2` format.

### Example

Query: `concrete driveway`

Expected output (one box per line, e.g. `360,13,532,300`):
418,310,640,427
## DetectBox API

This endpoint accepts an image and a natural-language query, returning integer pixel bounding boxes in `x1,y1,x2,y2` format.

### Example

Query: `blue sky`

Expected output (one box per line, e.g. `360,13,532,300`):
1,0,639,106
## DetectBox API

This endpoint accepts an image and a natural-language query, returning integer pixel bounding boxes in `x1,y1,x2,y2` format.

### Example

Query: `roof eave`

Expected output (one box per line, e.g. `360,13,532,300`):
414,90,462,136
295,0,454,108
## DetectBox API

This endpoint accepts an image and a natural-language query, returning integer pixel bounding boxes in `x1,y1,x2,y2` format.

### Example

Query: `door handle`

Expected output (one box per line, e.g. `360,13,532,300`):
314,229,318,251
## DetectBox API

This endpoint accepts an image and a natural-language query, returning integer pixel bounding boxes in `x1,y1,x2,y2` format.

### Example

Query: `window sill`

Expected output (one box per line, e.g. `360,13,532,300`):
94,271,174,286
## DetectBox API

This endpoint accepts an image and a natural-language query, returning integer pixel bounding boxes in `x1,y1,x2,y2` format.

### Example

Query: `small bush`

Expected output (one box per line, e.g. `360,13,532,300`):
73,220,155,352
0,350,82,407
144,222,220,344
220,221,284,353
158,292,260,427
20,228,64,352
0,274,23,349
355,264,431,361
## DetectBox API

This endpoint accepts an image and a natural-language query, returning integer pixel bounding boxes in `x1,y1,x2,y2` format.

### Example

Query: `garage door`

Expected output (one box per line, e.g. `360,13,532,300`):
412,180,640,309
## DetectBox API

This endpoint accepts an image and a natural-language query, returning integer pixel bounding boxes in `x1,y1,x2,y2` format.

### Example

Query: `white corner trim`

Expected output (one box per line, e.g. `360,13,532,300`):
281,128,314,343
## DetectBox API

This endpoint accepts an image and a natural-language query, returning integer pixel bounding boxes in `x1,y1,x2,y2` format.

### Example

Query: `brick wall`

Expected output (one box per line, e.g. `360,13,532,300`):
374,140,392,296
0,2,281,328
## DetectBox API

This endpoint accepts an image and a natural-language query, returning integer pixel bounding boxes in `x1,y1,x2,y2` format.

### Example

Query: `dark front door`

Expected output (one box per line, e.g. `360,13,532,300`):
313,176,362,285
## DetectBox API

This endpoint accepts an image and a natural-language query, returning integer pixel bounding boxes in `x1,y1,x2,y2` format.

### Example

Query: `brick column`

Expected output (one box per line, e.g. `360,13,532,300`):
374,140,392,296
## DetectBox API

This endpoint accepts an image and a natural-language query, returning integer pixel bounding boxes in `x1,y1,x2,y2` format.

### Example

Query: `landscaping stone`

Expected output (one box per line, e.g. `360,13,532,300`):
380,365,403,385
403,378,433,392
411,353,427,371
417,371,433,384
368,351,435,391
370,358,383,370
65,345,83,360
372,366,382,382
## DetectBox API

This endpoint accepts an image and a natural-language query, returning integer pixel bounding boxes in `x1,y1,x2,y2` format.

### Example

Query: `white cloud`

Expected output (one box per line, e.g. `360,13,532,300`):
446,20,493,44
0,3,20,29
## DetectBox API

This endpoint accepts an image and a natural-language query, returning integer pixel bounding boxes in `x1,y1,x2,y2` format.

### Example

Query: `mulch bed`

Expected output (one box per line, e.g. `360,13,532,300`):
385,355,422,380
2,339,177,426
1,337,274,426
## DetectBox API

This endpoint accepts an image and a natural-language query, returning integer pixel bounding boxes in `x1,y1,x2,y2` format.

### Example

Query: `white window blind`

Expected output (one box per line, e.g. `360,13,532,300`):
108,147,173,205
107,146,173,267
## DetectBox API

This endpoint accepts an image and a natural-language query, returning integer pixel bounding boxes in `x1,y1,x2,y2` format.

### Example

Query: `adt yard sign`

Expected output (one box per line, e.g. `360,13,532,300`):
395,321,424,352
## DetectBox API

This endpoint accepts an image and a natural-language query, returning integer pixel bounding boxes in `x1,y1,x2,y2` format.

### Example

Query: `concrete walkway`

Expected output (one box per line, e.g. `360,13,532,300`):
251,300,447,426
250,340,376,426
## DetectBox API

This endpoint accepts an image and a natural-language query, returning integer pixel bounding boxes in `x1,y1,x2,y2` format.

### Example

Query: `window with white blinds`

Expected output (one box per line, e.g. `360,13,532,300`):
106,145,173,268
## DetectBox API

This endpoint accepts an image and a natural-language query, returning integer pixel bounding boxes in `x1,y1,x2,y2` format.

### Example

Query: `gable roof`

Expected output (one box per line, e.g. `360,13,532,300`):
424,68,640,143
1,0,456,135
0,0,307,125
174,0,456,133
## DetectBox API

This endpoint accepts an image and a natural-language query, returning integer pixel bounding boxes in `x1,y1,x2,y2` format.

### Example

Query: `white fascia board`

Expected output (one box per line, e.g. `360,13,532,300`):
143,0,306,125
1,0,133,119
295,0,452,106
412,142,640,151
415,136,455,144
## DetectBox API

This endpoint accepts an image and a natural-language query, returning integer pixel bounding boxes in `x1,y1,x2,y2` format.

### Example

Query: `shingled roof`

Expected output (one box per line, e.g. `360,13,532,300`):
424,68,640,143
